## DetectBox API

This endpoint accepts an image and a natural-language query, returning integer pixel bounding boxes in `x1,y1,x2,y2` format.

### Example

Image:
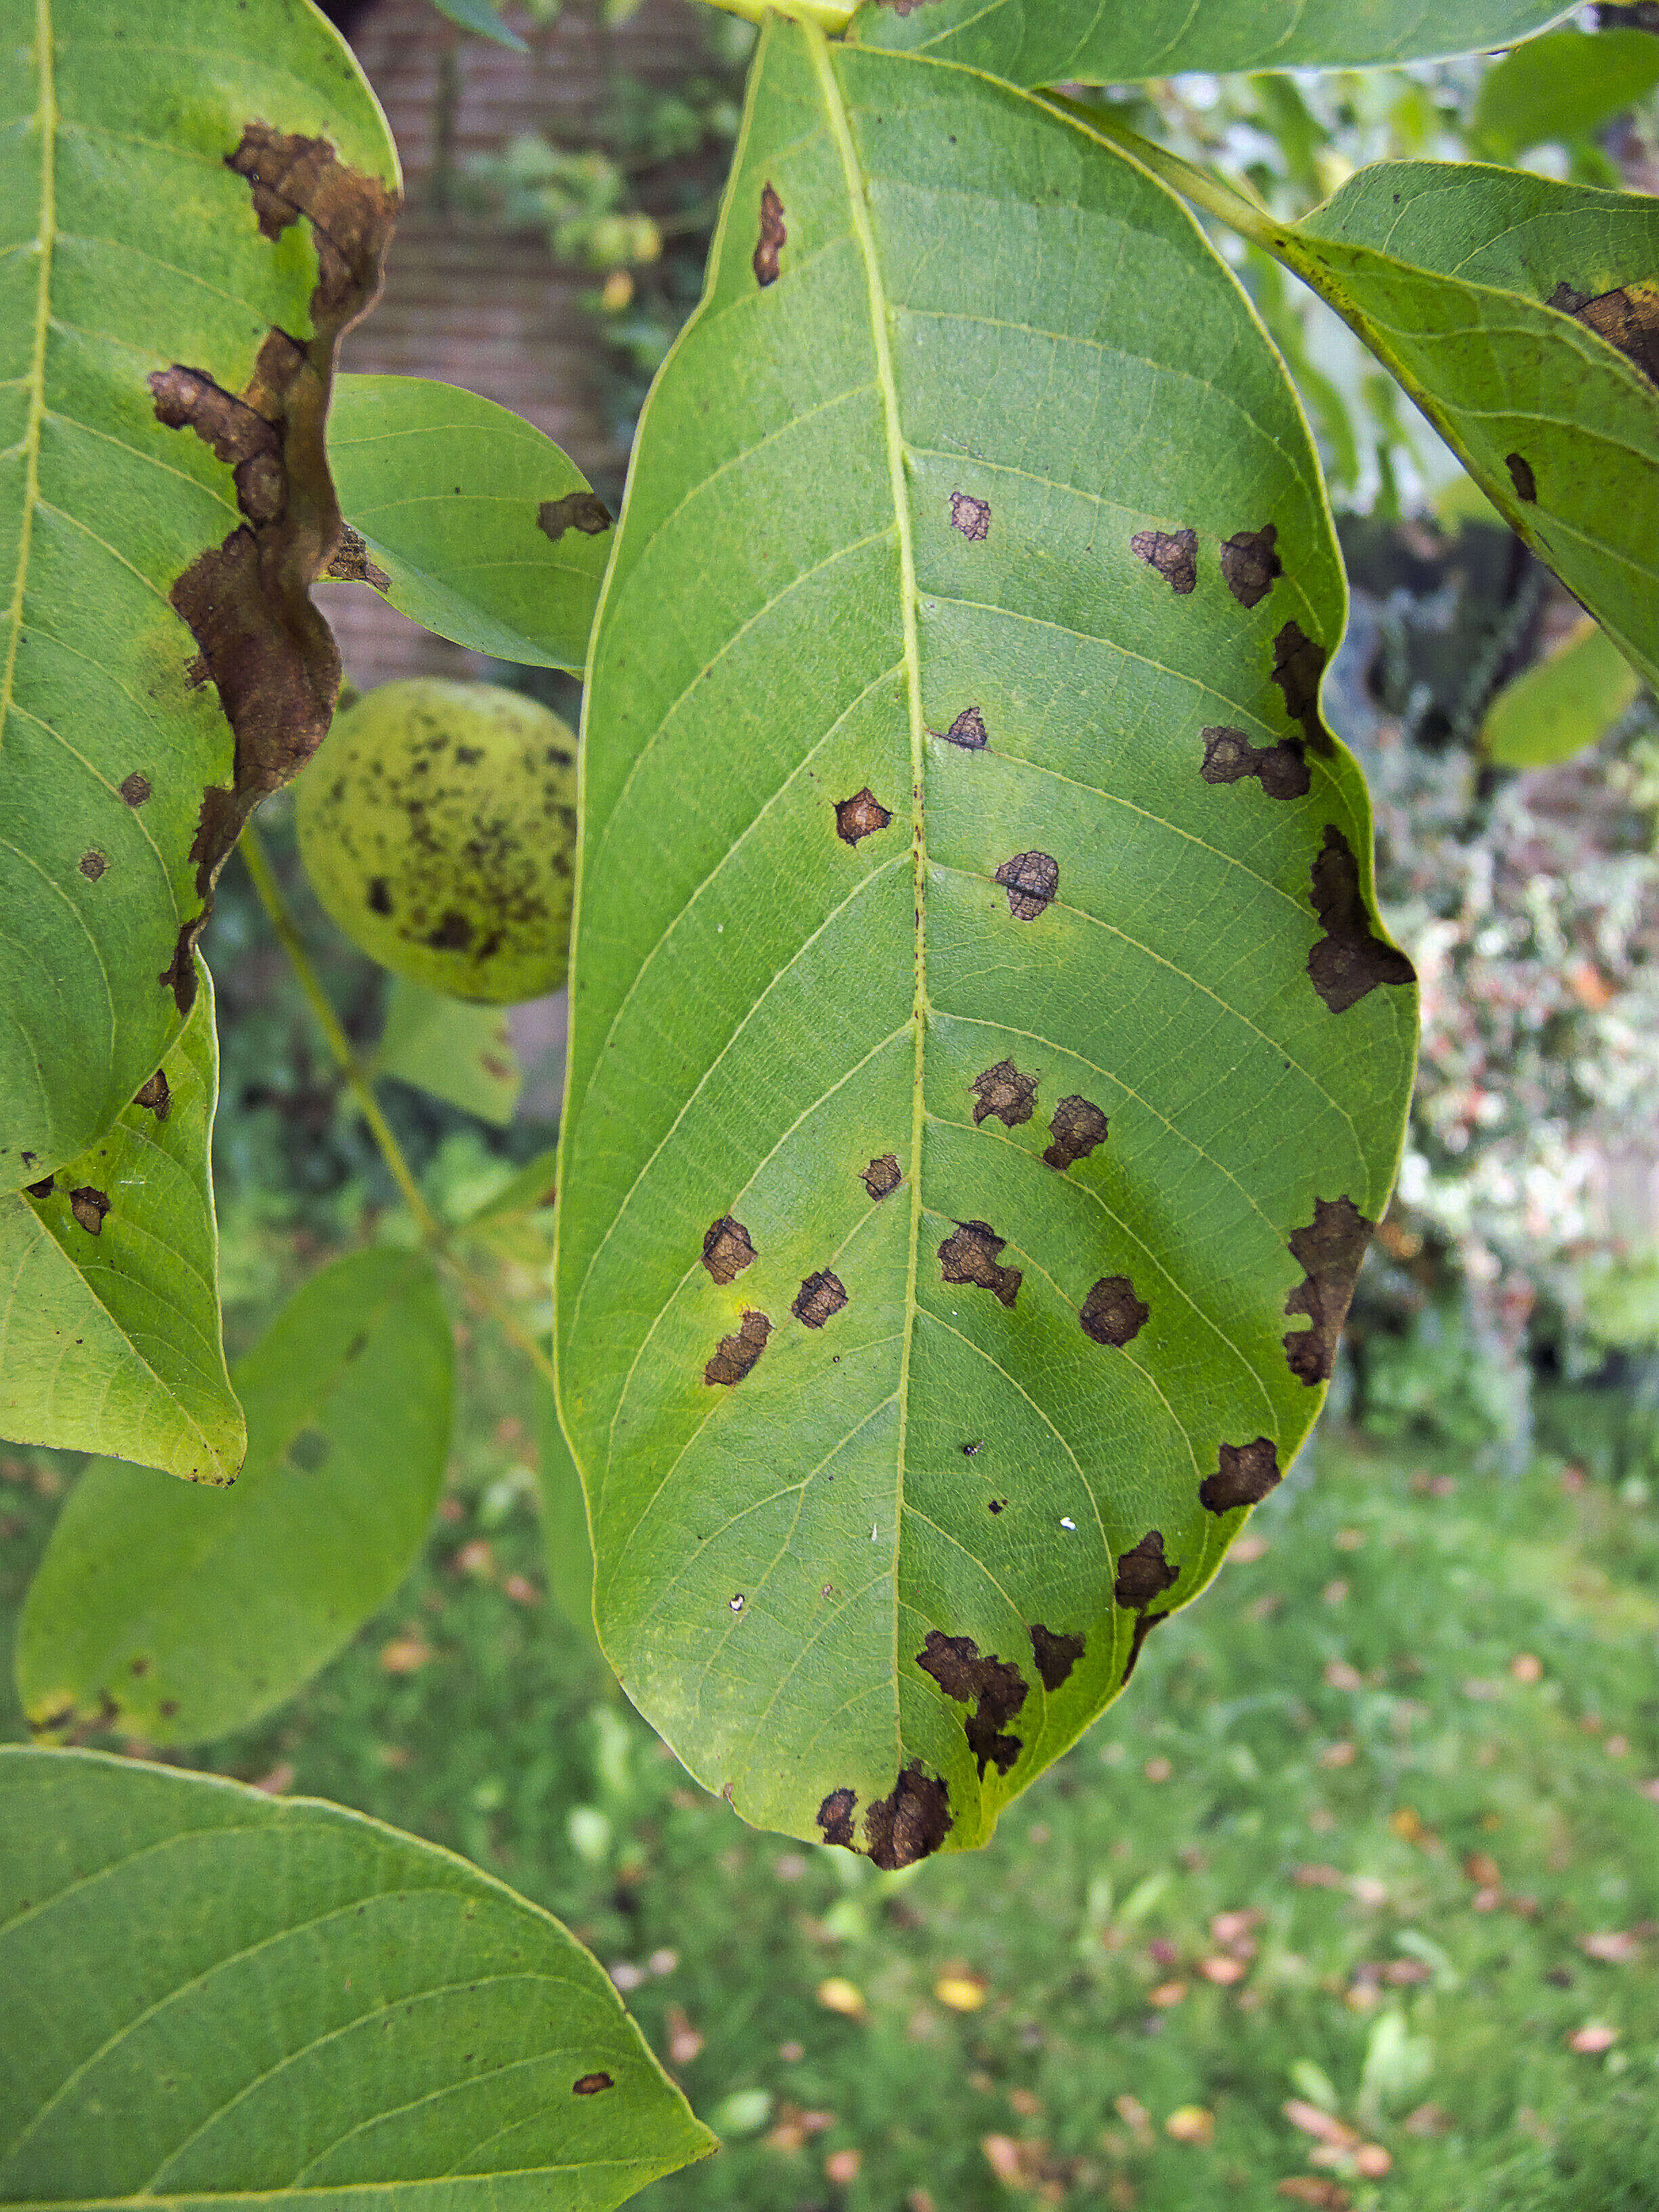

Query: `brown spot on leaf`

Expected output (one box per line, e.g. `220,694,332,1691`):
863,1764,951,1869
1549,279,1659,388
367,876,392,916
1201,725,1310,801
1029,1623,1085,1692
23,1176,55,1200
1284,1195,1374,1386
862,1153,901,1201
943,705,987,750
426,909,474,951
1506,452,1538,504
537,490,613,541
323,523,390,589
158,918,205,1011
1120,1605,1169,1685
1307,825,1415,1013
150,364,287,525
1114,1530,1179,1611
119,771,152,807
705,1309,771,1387
949,491,991,540
572,2073,614,2095
970,1059,1038,1128
793,1270,847,1328
1200,1436,1282,1513
133,1070,171,1121
1131,527,1197,594
917,1629,1028,1776
1221,524,1282,609
1043,1095,1107,1171
939,1221,1021,1309
818,1788,857,1849
70,1186,110,1236
1080,1275,1148,1348
701,1215,756,1286
835,787,892,845
995,849,1058,921
78,851,106,880
1271,622,1328,750
753,182,786,287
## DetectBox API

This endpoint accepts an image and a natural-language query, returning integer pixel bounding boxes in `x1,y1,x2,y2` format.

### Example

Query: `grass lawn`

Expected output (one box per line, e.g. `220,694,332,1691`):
5,1367,1658,2212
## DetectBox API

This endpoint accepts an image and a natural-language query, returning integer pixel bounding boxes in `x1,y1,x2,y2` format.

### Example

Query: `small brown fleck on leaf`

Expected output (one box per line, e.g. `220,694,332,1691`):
70,1186,110,1236
705,1309,771,1387
323,523,390,588
78,851,107,880
1284,1195,1374,1386
1271,622,1329,750
794,1271,848,1328
988,1498,1005,1513
1221,524,1282,609
753,182,786,287
863,1763,951,1869
835,787,893,845
538,490,613,541
1201,725,1310,801
1307,825,1415,1013
917,1629,1027,1776
1506,452,1538,504
1115,1530,1179,1610
943,705,988,750
120,771,152,808
970,1059,1038,1128
1549,279,1659,388
572,2072,615,2095
1200,1436,1281,1513
133,1070,171,1121
23,1176,55,1201
863,1153,901,1201
1080,1275,1148,1348
1131,527,1197,594
950,491,991,541
701,1215,756,1286
939,1221,1021,1309
818,1788,857,1849
995,849,1058,921
1029,1623,1084,1692
1043,1095,1107,1171
426,909,474,952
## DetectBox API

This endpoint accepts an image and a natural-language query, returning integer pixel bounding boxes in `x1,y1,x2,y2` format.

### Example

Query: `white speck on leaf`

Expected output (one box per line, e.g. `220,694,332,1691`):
1060,1516,1076,1532
729,1594,745,1612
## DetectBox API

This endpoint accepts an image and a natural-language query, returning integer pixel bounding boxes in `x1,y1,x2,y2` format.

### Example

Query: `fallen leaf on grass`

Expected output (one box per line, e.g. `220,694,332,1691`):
935,1971,988,2011
1277,2184,1350,2209
1149,1980,1189,2007
1580,1931,1642,1964
1198,1955,1248,1984
817,1977,866,2018
1284,2104,1359,2150
1166,2106,1215,2146
825,2148,861,2184
1293,1863,1347,1889
379,1634,432,1674
1568,2022,1619,2053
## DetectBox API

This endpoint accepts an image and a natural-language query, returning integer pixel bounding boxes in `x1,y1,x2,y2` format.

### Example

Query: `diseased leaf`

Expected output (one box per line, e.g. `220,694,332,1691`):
16,1248,452,1745
1471,28,1659,157
0,965,241,1486
0,0,398,1191
375,974,522,1125
325,375,611,670
556,24,1416,1861
849,0,1575,83
0,1748,716,2209
1483,617,1643,767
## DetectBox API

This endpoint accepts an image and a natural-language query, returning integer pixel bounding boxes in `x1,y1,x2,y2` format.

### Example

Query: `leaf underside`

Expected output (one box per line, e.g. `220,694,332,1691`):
0,1748,716,2211
16,1247,453,1746
557,24,1416,1862
848,0,1576,83
0,0,396,1191
0,963,241,1484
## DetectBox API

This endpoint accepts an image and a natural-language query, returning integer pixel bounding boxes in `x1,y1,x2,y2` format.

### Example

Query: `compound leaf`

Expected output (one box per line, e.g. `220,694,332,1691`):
16,1247,452,1746
556,24,1416,1862
326,375,611,671
0,1748,715,2210
0,963,241,1486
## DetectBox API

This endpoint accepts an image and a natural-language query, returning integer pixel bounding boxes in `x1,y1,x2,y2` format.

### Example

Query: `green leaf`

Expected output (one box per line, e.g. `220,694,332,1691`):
0,964,241,1486
556,24,1416,1861
1483,617,1643,768
535,1371,602,1656
375,974,523,1126
0,0,398,1189
0,1748,716,2208
430,0,530,51
848,0,1576,83
462,1145,559,1230
16,1247,453,1745
326,375,611,672
1471,28,1659,158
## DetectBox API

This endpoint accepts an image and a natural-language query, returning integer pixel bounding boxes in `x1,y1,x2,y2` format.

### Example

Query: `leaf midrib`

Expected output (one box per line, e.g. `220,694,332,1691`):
0,0,54,765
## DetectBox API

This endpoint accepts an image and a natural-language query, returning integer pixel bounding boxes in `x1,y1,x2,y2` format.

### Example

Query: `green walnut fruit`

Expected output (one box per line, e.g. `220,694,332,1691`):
296,678,578,1004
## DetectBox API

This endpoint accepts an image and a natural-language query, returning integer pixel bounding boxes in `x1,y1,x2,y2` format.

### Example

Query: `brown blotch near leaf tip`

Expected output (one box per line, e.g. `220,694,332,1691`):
323,523,390,589
917,1629,1027,1776
950,491,991,541
1043,1095,1107,1171
1120,1605,1169,1686
705,1309,771,1387
24,1175,55,1200
426,909,474,952
701,1215,756,1287
1271,622,1330,753
1506,452,1538,504
538,490,613,541
1549,279,1659,389
1284,1195,1374,1387
943,705,987,750
1029,1622,1084,1692
817,1788,857,1849
835,787,892,845
1115,1529,1179,1612
70,1186,110,1236
1202,724,1310,801
793,1270,847,1329
863,1763,951,1869
1221,524,1282,609
970,1059,1037,1129
1131,527,1197,595
995,849,1058,921
572,2073,614,2095
1200,1435,1281,1514
119,771,152,807
862,1153,901,1201
753,182,786,287
79,851,106,880
134,1070,171,1121
1308,825,1415,1014
1080,1275,1148,1348
939,1221,1021,1309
